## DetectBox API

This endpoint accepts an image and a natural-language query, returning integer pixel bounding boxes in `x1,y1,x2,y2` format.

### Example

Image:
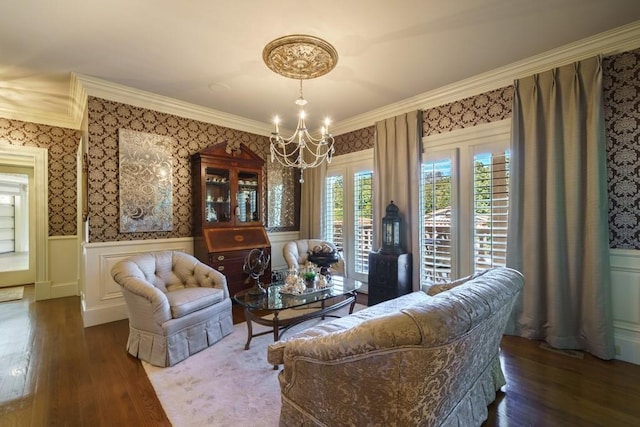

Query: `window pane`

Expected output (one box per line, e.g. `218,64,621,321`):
353,171,373,274
421,159,453,284
473,151,510,271
323,175,344,250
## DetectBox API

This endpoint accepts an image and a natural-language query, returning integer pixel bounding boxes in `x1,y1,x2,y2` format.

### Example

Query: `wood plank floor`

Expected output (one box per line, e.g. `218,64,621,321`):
2,285,640,426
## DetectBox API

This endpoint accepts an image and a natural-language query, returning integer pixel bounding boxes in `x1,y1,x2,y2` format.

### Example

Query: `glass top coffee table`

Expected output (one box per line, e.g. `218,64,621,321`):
234,275,362,353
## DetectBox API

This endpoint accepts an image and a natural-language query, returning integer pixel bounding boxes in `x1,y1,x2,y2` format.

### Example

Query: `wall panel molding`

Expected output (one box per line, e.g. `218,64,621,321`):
610,248,640,364
81,231,296,327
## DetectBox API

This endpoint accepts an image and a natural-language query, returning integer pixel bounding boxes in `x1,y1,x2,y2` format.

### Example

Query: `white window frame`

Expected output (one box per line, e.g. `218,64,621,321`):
422,120,511,279
420,148,459,281
324,148,373,283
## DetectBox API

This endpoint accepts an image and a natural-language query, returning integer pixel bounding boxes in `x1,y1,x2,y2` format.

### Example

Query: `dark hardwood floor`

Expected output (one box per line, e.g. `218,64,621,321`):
2,285,640,426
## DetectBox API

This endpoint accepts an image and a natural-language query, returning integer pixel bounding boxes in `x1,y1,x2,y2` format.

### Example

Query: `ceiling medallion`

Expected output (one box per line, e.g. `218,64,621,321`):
263,34,338,80
263,35,338,183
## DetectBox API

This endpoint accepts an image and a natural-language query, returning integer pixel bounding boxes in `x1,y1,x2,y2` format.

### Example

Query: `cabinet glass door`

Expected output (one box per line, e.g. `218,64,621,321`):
205,168,231,223
237,170,259,223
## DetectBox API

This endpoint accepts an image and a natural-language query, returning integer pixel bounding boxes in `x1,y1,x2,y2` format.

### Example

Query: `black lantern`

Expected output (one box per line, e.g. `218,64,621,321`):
381,201,402,254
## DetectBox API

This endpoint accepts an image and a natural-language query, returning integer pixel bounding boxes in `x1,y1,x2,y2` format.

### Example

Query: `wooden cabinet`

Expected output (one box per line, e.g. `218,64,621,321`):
367,251,412,306
192,143,271,296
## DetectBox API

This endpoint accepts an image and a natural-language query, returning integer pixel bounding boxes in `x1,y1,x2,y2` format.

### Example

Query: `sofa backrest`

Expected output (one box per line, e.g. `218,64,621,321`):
405,267,524,347
283,239,337,269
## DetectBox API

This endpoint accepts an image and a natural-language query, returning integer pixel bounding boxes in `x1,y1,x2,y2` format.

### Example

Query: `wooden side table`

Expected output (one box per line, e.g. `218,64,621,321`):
367,251,412,306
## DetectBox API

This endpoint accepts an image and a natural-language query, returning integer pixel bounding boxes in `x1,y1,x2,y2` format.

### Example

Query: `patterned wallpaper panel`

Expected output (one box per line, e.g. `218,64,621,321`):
333,126,375,155
333,87,513,154
422,86,513,136
87,97,270,242
0,118,79,236
605,48,640,249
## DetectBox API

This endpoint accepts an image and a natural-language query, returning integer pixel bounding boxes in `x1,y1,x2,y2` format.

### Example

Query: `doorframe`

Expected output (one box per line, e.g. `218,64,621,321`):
0,143,48,290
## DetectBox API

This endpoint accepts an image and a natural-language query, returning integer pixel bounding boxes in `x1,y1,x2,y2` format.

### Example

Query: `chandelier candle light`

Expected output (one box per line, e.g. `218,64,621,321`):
263,34,338,183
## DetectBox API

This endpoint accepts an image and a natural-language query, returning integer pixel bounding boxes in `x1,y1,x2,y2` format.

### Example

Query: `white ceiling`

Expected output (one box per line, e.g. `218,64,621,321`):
1,0,640,133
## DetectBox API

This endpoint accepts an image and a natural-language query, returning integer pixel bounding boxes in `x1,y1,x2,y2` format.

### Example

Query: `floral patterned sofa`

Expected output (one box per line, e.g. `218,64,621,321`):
267,267,524,426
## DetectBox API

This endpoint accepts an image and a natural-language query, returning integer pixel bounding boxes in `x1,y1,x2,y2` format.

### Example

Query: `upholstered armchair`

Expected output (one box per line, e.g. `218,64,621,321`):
282,239,345,276
111,251,233,367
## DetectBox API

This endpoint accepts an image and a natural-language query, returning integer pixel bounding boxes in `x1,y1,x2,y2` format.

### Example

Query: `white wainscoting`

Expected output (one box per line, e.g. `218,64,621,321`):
610,248,640,365
81,237,194,327
268,231,300,272
80,231,299,327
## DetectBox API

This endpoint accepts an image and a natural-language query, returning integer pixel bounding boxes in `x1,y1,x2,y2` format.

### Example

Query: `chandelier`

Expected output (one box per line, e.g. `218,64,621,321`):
263,35,339,183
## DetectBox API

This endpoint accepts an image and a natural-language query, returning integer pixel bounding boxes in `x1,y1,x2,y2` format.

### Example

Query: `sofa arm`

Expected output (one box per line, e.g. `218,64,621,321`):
194,262,229,299
114,274,172,328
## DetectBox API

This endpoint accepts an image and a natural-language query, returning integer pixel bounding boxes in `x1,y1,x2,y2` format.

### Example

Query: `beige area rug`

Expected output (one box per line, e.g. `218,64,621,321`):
0,286,24,303
143,303,365,427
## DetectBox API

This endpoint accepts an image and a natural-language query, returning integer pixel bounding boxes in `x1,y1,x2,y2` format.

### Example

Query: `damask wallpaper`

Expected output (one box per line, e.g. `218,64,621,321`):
0,118,79,236
333,126,375,155
422,86,513,136
87,97,271,242
331,87,513,154
605,48,640,249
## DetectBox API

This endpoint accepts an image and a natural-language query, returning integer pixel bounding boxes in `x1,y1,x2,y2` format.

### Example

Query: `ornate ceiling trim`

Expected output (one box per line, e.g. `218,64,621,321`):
263,34,338,80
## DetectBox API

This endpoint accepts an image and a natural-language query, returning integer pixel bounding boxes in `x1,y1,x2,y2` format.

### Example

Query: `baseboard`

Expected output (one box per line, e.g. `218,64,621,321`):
82,299,129,328
614,326,640,364
35,280,78,300
34,281,51,300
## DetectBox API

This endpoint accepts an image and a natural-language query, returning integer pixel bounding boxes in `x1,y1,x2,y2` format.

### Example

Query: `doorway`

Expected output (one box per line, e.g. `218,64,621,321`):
0,144,46,289
0,166,35,286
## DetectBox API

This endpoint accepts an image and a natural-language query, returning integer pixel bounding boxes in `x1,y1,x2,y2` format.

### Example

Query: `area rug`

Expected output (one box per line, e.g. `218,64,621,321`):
143,304,365,427
0,286,24,303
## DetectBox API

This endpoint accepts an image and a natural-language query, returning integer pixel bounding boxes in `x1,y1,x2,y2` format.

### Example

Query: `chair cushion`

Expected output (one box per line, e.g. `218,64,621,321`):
165,287,225,319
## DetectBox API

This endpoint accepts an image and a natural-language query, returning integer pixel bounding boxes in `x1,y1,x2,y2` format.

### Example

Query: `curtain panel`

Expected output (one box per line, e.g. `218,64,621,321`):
374,111,422,290
507,56,615,359
299,161,327,239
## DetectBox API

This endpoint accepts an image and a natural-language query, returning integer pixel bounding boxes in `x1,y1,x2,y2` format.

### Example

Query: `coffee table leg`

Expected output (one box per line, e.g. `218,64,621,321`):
349,292,357,314
244,307,253,350
272,312,280,370
273,311,280,342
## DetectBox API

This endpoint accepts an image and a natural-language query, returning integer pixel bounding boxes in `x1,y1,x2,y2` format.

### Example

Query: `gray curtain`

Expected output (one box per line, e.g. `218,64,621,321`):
299,162,326,239
374,111,422,290
507,56,615,359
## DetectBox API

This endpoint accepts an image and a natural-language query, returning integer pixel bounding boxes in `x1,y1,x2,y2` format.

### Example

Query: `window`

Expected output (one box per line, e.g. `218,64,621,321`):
473,151,509,270
353,171,373,275
421,156,454,283
420,121,510,282
323,149,373,282
323,175,344,250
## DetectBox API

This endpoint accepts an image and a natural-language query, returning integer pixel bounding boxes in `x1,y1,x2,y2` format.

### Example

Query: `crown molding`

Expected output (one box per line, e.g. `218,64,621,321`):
332,20,640,136
73,73,273,136
69,73,87,129
7,21,639,134
0,105,79,130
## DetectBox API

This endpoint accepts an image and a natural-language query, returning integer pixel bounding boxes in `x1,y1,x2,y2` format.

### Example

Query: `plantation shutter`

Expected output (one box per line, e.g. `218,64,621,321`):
353,171,373,274
323,175,344,250
473,150,510,271
421,158,453,284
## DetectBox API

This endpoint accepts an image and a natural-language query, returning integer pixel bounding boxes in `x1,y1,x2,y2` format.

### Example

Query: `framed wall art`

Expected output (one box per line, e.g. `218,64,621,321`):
118,129,174,233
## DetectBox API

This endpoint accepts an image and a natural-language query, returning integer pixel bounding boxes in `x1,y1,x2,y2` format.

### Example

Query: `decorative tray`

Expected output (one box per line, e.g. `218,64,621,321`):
279,286,332,297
